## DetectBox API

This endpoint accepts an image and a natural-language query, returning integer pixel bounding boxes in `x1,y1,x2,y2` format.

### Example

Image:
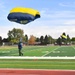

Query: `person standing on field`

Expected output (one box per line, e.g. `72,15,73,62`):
18,42,23,56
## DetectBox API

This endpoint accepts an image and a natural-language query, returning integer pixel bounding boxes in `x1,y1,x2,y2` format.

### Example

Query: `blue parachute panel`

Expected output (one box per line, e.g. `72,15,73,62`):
7,13,36,24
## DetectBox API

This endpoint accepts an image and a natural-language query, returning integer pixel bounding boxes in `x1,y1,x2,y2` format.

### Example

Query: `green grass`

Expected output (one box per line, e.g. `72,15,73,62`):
0,46,75,69
0,46,18,56
0,59,75,69
46,46,75,57
0,45,75,57
23,46,58,56
0,46,58,56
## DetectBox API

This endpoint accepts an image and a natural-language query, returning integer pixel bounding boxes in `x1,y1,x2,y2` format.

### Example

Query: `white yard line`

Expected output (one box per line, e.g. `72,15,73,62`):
71,46,75,50
42,47,61,57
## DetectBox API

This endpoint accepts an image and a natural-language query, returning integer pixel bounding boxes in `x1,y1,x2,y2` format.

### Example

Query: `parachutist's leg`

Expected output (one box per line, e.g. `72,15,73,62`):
19,49,21,56
21,50,23,56
21,52,23,56
19,49,23,56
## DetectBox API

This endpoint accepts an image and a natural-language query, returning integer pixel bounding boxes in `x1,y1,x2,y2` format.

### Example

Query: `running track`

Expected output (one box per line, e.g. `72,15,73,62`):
0,69,75,75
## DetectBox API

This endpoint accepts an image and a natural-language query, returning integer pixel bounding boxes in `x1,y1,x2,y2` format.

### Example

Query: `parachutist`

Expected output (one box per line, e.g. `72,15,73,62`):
18,42,23,56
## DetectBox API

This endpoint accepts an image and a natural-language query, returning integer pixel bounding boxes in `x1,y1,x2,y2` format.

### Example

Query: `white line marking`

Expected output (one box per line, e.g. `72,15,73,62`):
0,68,75,72
71,46,75,50
0,56,75,59
42,47,61,57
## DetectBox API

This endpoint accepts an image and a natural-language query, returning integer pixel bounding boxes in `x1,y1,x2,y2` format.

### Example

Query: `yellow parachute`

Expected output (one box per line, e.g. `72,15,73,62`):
7,7,40,24
61,34,67,39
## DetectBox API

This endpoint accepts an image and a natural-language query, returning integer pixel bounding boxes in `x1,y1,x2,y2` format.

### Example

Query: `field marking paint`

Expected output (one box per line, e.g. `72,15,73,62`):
1,51,10,53
42,47,61,57
0,56,75,59
71,46,75,50
0,68,75,71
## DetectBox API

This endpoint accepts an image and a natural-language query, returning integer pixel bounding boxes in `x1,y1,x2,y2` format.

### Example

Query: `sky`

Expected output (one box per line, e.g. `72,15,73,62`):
0,0,75,39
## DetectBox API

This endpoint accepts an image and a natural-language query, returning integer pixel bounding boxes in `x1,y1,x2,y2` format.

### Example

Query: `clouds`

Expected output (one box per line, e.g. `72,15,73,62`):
24,8,75,38
41,8,75,26
64,20,75,25
0,0,75,39
21,25,75,39
1,24,75,39
59,2,75,8
1,7,75,39
41,9,75,19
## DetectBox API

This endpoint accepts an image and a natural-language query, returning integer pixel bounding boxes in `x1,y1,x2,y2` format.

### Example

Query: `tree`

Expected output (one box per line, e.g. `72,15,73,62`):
28,35,36,45
67,35,71,44
71,37,75,41
71,37,75,44
2,38,9,42
36,37,40,42
25,34,28,42
48,35,55,44
0,36,2,46
7,28,25,44
56,37,62,46
44,35,49,45
40,36,44,45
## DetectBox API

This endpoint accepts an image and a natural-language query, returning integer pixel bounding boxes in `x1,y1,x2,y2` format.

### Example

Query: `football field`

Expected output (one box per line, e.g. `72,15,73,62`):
0,45,75,57
0,45,75,69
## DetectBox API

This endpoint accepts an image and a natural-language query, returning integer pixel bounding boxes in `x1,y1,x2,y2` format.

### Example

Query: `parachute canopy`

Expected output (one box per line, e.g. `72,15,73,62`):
61,34,67,39
7,7,40,24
